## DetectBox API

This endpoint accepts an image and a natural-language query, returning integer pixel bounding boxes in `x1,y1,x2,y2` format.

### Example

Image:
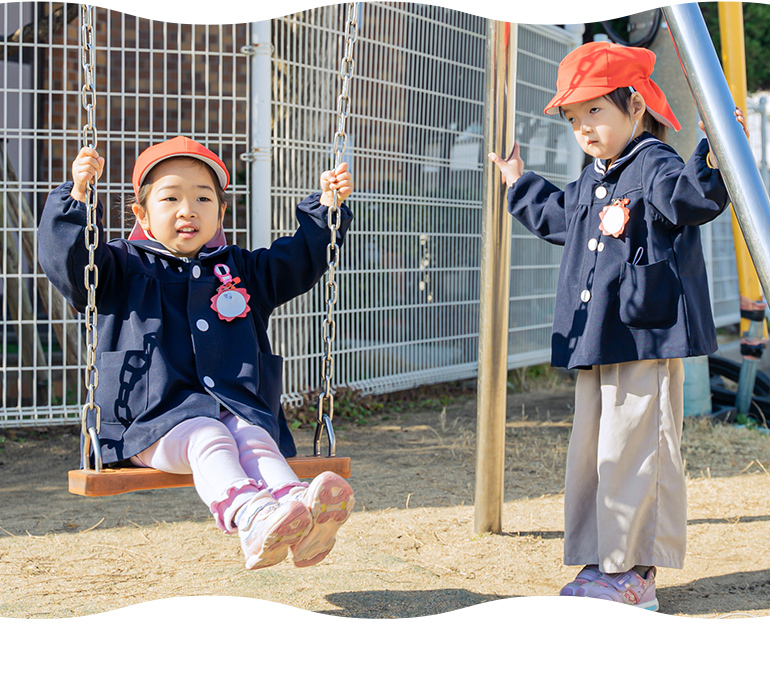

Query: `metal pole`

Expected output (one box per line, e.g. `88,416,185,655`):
716,3,766,417
475,20,516,534
247,21,272,249
760,96,769,192
664,5,770,308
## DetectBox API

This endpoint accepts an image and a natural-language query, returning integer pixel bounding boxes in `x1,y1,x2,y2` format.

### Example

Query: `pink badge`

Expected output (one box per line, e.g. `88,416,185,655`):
210,263,251,322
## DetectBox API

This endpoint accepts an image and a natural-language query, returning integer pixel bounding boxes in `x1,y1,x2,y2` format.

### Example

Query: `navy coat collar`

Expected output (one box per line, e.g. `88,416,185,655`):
593,132,661,177
127,238,231,262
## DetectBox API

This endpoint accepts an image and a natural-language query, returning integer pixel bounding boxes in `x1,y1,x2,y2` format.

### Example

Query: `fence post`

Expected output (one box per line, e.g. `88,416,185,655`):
247,20,272,249
474,20,516,534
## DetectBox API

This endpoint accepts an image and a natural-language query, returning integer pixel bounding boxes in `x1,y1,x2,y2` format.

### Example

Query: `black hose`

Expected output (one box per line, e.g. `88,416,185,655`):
601,10,663,49
709,355,770,423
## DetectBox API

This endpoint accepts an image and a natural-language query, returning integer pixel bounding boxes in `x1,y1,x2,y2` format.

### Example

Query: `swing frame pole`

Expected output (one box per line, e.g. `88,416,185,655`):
474,20,517,534
663,5,770,301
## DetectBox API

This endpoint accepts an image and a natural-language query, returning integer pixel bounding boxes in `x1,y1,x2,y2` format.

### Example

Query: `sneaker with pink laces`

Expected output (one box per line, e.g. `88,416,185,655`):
237,497,312,570
575,566,659,611
559,565,602,596
285,471,354,568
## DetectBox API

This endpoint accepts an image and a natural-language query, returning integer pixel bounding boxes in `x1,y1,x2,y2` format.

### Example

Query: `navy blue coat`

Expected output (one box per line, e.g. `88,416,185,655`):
38,183,352,465
507,134,729,369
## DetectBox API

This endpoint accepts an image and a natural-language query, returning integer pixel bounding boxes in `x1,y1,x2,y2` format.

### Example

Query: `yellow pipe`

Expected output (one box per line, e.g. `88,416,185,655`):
718,3,767,337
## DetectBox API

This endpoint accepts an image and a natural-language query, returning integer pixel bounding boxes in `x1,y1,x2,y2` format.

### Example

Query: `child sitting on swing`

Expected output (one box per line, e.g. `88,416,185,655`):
39,136,355,571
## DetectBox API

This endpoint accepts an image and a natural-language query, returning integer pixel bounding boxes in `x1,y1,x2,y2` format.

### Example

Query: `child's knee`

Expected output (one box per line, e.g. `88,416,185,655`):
186,417,238,459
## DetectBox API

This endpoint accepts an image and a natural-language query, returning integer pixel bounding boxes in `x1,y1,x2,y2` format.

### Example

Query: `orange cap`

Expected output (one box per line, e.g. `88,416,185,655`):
131,136,230,196
544,42,681,131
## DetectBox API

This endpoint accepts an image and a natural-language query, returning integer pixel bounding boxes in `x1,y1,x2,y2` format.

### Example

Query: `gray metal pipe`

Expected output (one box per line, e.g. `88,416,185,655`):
248,21,272,250
663,4,770,301
475,20,517,534
760,96,769,192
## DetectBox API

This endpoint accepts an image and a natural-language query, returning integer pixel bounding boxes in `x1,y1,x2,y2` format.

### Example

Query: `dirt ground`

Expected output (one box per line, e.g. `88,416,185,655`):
0,379,769,620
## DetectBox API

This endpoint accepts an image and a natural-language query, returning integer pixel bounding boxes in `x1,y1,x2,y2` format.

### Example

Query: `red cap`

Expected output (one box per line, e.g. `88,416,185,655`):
544,42,681,131
131,136,230,196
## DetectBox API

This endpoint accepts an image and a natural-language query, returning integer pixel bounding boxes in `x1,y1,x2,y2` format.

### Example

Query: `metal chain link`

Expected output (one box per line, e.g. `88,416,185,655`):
314,2,359,457
80,4,102,470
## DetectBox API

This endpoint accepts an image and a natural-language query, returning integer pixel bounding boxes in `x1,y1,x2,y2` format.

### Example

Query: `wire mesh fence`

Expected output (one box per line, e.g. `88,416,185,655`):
0,2,741,428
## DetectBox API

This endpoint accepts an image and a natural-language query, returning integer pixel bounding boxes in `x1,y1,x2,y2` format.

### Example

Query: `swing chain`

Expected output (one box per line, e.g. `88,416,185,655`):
80,4,102,470
315,2,359,456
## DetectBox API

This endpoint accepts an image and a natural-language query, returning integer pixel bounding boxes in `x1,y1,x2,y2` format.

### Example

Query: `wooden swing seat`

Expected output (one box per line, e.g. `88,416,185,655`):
68,455,351,497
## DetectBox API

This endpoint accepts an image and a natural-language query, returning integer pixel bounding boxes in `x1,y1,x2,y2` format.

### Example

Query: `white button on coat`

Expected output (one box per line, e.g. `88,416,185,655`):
595,186,608,200
597,242,605,252
192,265,202,279
580,289,591,303
203,376,215,388
196,319,209,332
588,238,598,251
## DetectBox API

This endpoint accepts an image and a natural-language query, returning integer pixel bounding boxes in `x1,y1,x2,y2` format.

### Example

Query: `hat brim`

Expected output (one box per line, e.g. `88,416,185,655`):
137,153,229,193
544,86,614,115
544,85,681,132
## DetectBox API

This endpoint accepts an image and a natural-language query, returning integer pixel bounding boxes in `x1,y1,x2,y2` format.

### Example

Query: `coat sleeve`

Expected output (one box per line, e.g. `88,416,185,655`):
38,182,127,313
644,138,730,227
506,171,569,246
243,192,353,316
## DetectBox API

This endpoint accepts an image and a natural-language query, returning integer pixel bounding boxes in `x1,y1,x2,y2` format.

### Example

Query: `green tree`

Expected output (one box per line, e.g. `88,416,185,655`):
702,2,770,92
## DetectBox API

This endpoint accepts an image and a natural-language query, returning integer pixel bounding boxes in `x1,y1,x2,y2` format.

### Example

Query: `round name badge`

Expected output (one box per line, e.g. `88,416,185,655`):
598,198,630,238
210,263,251,322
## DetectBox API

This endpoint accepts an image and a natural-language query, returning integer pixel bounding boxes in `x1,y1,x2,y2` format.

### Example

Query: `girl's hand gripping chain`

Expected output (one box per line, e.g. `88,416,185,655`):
71,146,105,203
320,162,354,207
700,106,750,169
487,142,525,187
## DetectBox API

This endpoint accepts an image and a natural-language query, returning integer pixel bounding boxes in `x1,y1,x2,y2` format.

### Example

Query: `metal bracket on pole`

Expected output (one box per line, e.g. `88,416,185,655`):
240,148,272,163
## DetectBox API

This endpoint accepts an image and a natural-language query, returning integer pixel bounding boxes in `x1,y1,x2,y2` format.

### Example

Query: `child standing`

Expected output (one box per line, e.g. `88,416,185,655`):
489,42,748,610
39,136,355,571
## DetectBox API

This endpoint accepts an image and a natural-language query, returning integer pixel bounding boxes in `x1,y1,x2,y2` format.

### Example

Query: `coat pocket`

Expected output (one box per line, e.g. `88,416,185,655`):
257,352,284,419
619,259,679,329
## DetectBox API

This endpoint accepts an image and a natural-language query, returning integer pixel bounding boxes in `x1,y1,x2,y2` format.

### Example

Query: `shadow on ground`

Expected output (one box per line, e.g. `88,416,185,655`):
688,515,770,527
661,569,770,616
323,588,511,618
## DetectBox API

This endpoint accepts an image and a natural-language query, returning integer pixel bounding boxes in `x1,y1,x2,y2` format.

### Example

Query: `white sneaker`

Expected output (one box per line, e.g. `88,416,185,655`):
288,471,354,568
237,495,312,570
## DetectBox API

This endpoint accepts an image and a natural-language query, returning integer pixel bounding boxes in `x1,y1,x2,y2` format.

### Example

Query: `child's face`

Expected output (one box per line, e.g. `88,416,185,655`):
132,158,226,258
562,95,642,163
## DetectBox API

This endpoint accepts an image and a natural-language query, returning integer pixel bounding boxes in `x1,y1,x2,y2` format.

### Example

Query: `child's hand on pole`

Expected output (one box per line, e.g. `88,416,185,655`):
488,142,525,187
699,106,750,169
320,162,353,206
71,146,104,202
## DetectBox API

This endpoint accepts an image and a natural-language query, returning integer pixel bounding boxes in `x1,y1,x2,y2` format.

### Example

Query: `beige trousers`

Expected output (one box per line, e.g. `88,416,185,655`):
564,358,686,572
